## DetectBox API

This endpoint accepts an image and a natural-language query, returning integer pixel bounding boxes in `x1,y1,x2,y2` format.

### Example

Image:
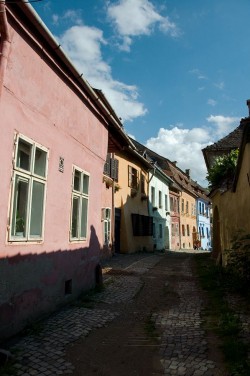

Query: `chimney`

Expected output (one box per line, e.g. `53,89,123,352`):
247,99,250,117
185,169,190,177
172,161,177,166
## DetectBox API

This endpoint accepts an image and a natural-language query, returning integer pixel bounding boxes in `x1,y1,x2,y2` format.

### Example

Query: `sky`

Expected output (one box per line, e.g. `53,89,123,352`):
32,0,250,186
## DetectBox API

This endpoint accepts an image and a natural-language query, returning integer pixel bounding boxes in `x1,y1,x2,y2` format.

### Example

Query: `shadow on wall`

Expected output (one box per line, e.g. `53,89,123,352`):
0,225,101,342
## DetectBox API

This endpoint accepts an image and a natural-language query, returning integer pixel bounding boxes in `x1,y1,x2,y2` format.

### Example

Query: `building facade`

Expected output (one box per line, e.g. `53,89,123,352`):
0,1,127,339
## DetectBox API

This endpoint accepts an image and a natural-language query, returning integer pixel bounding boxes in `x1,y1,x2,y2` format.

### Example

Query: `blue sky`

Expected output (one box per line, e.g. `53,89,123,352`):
33,0,250,186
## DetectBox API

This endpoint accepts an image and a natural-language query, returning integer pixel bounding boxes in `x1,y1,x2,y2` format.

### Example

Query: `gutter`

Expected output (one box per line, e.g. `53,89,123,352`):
0,0,11,98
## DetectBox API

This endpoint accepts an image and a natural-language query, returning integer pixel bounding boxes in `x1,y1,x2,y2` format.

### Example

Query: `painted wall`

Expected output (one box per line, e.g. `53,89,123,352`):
197,199,211,250
148,171,171,251
0,11,108,339
212,143,250,264
114,152,153,253
100,176,114,259
170,192,181,250
179,192,197,249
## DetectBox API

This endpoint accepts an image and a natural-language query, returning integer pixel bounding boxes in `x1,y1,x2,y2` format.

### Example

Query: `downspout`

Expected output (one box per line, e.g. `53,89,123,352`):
0,0,11,98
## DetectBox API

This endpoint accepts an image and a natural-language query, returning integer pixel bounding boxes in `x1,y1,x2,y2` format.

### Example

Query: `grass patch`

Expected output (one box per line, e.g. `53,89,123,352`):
194,253,250,376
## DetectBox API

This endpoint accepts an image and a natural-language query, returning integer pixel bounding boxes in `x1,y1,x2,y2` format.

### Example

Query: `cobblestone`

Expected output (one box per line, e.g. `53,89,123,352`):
3,251,248,375
153,255,223,376
5,253,161,376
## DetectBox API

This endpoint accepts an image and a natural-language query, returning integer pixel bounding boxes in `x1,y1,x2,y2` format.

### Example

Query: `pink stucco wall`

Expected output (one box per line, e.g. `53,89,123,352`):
0,9,108,339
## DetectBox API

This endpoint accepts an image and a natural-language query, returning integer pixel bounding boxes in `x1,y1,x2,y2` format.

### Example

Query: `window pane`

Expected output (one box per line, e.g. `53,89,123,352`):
34,147,47,177
80,197,88,238
71,196,80,238
82,174,89,194
74,170,81,192
11,175,29,237
30,181,45,237
17,139,32,171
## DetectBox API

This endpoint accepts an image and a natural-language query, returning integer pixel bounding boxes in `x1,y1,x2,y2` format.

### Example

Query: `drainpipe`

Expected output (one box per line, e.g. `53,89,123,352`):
0,0,11,98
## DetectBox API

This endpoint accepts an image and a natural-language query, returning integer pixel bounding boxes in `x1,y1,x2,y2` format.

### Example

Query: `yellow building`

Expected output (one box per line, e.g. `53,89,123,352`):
114,148,154,253
203,115,250,264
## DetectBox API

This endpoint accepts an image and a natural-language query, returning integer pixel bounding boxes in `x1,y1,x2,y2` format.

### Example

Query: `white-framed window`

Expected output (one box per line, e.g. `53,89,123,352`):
9,134,48,241
181,198,184,213
102,208,111,245
70,166,89,241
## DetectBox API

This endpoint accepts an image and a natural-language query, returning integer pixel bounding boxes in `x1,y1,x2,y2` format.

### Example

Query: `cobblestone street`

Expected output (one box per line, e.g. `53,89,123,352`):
2,251,229,376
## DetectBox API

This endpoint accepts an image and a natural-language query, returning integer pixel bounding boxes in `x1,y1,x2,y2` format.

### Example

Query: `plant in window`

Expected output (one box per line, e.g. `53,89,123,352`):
15,212,25,233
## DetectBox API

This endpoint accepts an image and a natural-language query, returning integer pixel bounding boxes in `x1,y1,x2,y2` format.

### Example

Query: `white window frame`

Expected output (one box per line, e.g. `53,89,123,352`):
9,134,48,242
102,207,111,245
70,166,90,242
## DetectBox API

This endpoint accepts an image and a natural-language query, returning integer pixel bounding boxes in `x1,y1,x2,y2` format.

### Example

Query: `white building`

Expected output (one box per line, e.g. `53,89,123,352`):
149,165,173,251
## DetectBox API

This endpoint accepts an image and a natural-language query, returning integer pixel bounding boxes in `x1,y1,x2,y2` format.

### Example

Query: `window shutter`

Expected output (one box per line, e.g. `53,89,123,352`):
104,154,111,176
128,166,132,187
110,158,119,181
114,159,119,181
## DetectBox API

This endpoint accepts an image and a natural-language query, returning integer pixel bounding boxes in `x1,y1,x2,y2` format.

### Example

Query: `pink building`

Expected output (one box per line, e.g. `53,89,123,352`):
0,1,127,340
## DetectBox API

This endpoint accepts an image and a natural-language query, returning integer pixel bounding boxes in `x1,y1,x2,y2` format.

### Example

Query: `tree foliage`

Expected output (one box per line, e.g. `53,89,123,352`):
206,149,239,189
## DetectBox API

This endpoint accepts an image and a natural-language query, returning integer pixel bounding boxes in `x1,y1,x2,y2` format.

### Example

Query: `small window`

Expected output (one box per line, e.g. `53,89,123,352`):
128,166,138,190
186,201,189,214
182,224,185,236
181,199,184,213
176,223,179,236
187,224,190,236
102,208,111,245
165,194,168,211
131,214,153,236
171,223,175,236
170,197,174,211
159,191,162,208
70,167,90,241
9,135,48,241
151,186,155,207
65,279,72,295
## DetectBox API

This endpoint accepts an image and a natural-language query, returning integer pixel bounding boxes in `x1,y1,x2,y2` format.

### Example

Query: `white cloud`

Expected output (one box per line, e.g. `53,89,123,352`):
145,115,240,186
206,115,239,138
52,9,82,26
107,0,179,51
214,81,224,90
189,68,207,80
58,25,146,121
207,99,217,106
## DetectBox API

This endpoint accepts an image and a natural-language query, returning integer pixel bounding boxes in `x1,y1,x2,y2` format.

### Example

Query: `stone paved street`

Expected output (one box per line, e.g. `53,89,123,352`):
153,256,221,376
1,251,231,375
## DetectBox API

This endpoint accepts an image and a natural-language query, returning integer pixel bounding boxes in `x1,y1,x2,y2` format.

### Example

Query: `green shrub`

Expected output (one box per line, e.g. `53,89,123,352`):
206,149,239,189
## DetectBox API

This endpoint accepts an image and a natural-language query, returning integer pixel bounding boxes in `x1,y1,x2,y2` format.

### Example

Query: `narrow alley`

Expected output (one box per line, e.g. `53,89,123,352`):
2,251,230,376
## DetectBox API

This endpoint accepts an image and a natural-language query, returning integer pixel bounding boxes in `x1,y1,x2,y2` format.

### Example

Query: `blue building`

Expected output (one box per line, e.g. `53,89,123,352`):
196,192,211,250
